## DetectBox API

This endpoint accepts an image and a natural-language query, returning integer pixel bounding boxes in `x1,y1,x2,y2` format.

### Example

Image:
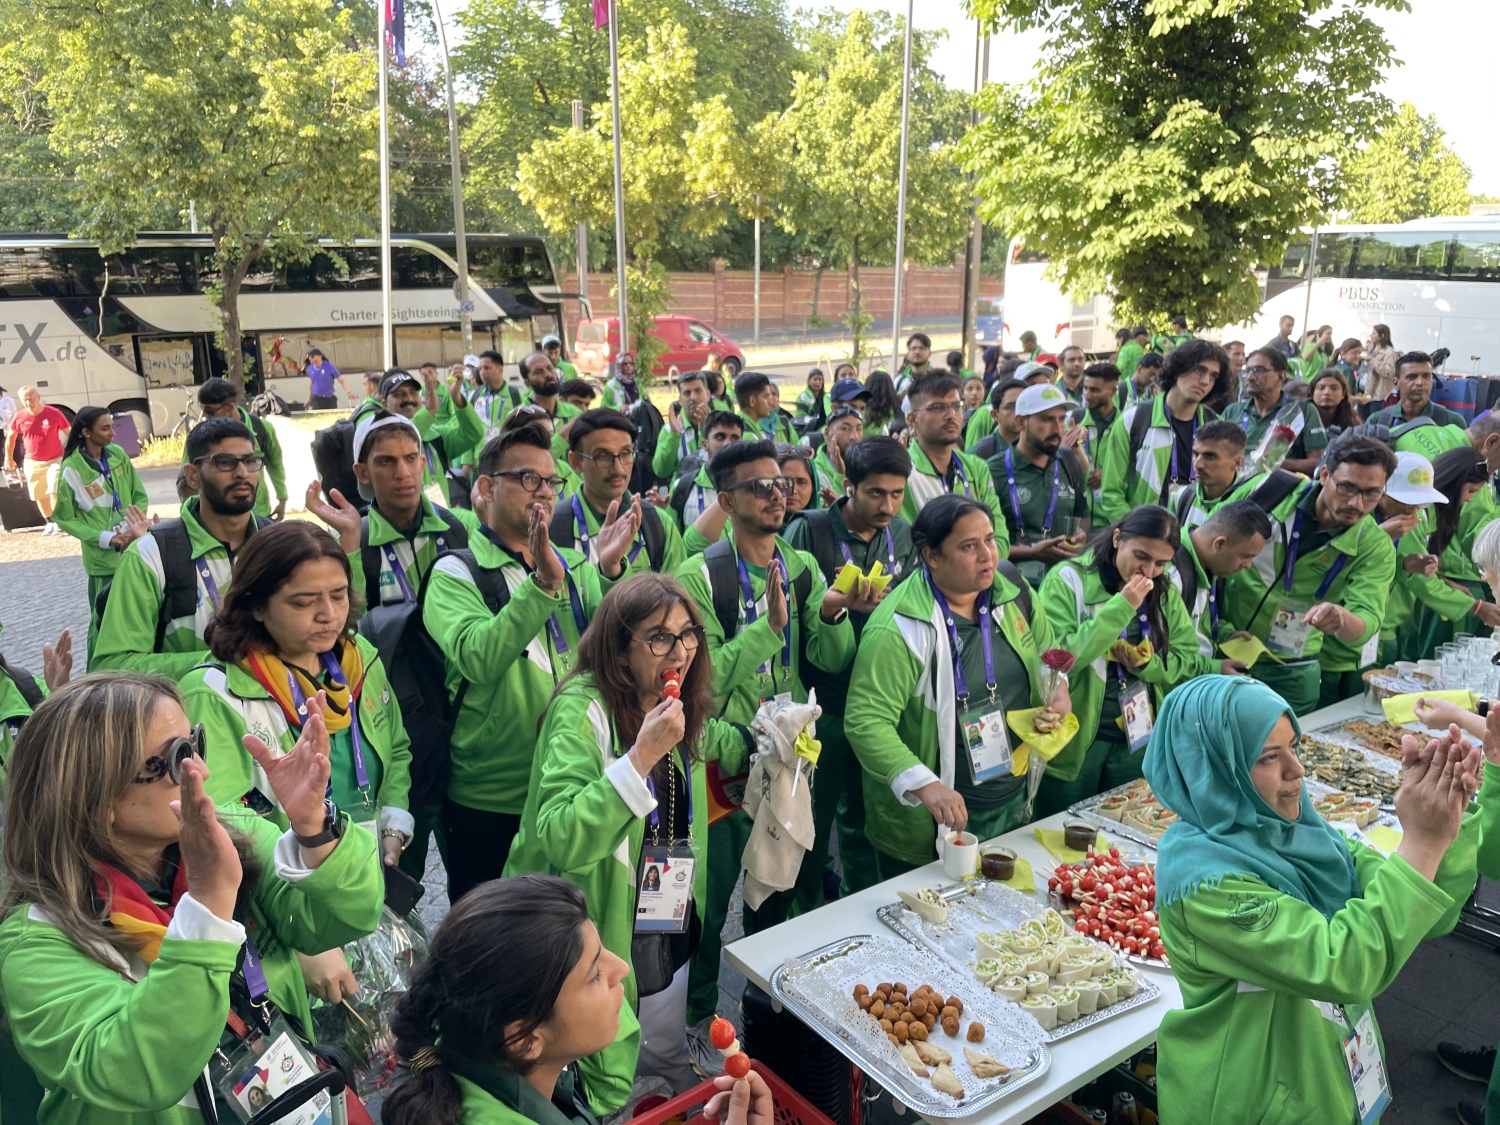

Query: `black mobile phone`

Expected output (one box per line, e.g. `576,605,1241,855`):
383,862,426,918
671,401,681,415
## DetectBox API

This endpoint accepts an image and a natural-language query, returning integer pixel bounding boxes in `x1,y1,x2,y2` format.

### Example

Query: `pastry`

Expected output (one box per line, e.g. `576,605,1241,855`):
992,976,1028,1002
962,1046,1010,1080
966,1021,985,1043
1019,993,1058,1031
899,1043,929,1077
1048,986,1080,1023
1073,979,1102,1015
930,1063,964,1099
913,1040,952,1067
897,889,949,925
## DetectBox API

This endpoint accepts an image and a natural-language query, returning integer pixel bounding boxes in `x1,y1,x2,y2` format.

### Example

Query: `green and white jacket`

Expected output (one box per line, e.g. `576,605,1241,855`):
899,443,1007,553
53,444,149,578
1095,395,1217,523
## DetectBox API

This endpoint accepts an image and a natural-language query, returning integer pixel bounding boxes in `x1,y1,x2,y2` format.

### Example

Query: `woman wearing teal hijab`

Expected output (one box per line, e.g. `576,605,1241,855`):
1143,675,1490,1125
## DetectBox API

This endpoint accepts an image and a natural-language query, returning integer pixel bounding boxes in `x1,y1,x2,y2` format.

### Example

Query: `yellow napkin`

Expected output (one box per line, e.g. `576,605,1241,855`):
793,730,822,766
996,855,1037,892
832,560,893,596
1364,825,1403,855
1382,690,1475,725
1007,709,1080,761
1220,635,1285,667
1035,827,1113,864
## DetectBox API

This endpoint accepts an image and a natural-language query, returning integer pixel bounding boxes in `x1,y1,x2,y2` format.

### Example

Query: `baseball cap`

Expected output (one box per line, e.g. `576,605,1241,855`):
352,412,421,465
831,377,870,403
1035,353,1060,369
463,354,481,370
379,370,421,399
1385,451,1448,506
1014,361,1052,383
1015,383,1070,418
542,334,562,348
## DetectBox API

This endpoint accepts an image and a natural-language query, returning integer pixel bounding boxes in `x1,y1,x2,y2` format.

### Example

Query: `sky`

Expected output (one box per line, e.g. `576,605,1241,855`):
820,0,1500,197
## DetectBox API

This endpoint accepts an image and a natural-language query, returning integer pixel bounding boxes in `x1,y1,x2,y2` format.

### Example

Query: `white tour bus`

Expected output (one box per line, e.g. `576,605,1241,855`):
0,232,572,444
1231,215,1500,374
1001,238,1116,355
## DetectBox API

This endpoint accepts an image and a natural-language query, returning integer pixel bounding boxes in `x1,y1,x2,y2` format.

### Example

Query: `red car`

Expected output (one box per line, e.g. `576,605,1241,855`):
574,316,745,379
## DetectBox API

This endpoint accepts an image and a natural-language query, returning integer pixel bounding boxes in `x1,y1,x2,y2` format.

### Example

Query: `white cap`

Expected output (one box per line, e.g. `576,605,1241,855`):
463,354,481,370
1385,451,1448,506
1015,383,1070,418
352,412,421,465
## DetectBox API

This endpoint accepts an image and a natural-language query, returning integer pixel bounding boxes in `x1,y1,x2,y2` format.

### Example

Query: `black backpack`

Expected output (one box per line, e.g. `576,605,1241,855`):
626,398,666,493
356,548,508,809
669,454,710,525
0,652,44,712
93,517,272,650
311,418,368,514
702,539,812,680
359,508,471,606
1122,401,1218,503
549,499,668,573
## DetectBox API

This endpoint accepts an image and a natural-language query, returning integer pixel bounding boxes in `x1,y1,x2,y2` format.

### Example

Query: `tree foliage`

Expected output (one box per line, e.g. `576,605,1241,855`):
1341,101,1472,224
959,0,1406,330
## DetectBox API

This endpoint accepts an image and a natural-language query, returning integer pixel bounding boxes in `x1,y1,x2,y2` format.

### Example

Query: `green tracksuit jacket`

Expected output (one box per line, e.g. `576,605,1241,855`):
738,411,796,446
964,407,996,451
178,407,286,517
1037,551,1200,781
1156,775,1493,1125
554,492,687,582
1095,395,1217,524
410,400,484,498
1166,529,1224,685
0,807,381,1125
0,662,44,783
899,443,1008,553
1115,340,1145,381
503,678,749,1113
652,422,702,483
53,445,148,578
600,378,639,413
422,532,602,813
845,568,1054,867
363,497,480,608
179,634,413,839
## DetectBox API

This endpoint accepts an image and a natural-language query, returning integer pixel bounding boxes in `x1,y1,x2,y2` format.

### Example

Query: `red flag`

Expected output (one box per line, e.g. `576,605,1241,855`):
593,0,609,30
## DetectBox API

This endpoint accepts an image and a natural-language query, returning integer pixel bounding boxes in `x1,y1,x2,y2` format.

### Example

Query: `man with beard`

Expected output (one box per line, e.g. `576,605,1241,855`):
990,384,1089,585
1368,351,1461,429
653,369,713,482
188,377,289,521
519,350,583,466
552,409,686,579
95,417,361,676
897,374,1006,545
1056,345,1087,405
379,368,483,508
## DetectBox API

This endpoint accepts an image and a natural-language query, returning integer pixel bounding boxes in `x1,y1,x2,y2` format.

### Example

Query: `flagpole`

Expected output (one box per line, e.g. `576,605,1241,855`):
607,0,629,359
378,2,394,371
432,0,472,358
890,0,914,377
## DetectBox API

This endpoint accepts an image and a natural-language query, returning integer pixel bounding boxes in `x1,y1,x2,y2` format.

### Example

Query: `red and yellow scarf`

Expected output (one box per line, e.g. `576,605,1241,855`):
241,638,364,734
94,859,190,964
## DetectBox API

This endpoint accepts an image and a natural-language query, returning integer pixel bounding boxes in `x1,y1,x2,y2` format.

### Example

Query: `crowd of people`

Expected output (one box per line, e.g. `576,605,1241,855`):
2,312,1500,1125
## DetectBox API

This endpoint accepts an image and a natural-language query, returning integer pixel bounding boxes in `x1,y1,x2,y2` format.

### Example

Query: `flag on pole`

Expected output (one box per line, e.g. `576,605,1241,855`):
384,0,406,67
593,0,609,31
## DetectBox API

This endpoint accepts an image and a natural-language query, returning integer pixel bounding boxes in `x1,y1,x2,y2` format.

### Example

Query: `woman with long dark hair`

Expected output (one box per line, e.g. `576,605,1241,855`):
383,875,773,1125
54,406,150,659
1366,323,1398,403
1034,505,1199,816
503,574,752,1112
1310,368,1358,438
862,369,901,435
1407,446,1497,657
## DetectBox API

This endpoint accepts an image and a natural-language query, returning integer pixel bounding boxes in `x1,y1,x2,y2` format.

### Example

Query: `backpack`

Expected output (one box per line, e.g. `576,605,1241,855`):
669,454,710,525
549,498,668,573
356,548,508,809
249,391,290,418
93,517,273,651
626,398,666,493
702,538,812,666
359,507,471,606
1123,401,1216,503
311,418,369,514
0,652,44,711
1245,469,1302,517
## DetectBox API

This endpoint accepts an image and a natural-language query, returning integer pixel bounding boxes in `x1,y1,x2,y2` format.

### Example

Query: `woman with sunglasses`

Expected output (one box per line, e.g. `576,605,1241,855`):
503,575,751,1112
0,672,382,1125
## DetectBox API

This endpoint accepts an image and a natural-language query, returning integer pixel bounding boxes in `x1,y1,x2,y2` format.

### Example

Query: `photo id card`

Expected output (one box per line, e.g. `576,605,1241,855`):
1265,600,1313,658
211,1016,332,1125
959,704,1014,783
1121,681,1154,751
635,845,695,934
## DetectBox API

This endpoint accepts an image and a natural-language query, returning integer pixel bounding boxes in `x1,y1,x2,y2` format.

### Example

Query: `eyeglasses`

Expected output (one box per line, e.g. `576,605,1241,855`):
1242,365,1276,377
134,725,205,785
638,626,704,657
1331,479,1386,505
774,443,815,460
918,402,964,417
195,453,264,473
578,449,637,469
726,476,795,500
490,469,565,493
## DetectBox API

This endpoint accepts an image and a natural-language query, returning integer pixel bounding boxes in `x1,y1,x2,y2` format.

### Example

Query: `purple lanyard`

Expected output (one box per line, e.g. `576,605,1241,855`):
1003,448,1060,539
644,753,692,837
194,557,223,609
423,441,439,477
380,530,452,604
286,654,369,789
242,934,270,1002
926,567,995,706
946,453,973,498
1284,497,1349,597
737,549,792,674
1115,610,1152,687
837,528,896,575
545,550,589,656
572,493,644,564
83,451,122,512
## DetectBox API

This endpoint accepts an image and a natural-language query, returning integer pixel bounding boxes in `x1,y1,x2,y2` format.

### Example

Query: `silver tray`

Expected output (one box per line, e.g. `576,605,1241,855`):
1303,720,1404,778
769,934,1050,1118
876,882,1162,1042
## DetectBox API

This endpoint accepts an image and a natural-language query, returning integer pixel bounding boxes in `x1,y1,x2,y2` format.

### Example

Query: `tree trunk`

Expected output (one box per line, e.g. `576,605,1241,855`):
810,263,823,325
219,277,246,389
848,234,864,365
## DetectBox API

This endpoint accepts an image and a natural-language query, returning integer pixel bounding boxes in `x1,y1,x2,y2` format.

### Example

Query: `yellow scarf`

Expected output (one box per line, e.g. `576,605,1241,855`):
242,637,364,733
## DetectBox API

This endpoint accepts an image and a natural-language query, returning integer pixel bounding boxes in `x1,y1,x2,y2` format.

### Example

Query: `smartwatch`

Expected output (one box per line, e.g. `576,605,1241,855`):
294,800,345,848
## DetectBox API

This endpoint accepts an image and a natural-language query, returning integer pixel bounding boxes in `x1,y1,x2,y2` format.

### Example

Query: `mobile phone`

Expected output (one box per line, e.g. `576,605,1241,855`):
671,401,681,415
383,862,425,917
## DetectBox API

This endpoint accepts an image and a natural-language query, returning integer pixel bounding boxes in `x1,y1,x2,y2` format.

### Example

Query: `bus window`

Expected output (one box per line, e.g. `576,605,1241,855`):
498,319,536,365
394,325,470,369
1314,233,1357,278
977,298,1002,317
1265,239,1310,300
1348,232,1451,281
262,327,382,375
1451,234,1500,282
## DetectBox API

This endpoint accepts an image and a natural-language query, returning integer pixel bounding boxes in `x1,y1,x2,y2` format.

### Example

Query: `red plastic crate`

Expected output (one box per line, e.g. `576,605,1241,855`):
625,1060,849,1125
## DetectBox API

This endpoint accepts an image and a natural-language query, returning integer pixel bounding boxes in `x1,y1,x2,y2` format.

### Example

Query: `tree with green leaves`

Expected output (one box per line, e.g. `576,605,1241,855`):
1341,101,1472,224
0,0,378,385
958,0,1403,330
776,9,970,363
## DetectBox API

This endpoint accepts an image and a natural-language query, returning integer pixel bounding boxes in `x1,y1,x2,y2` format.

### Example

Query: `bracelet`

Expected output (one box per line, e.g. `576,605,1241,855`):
531,571,561,596
380,828,410,852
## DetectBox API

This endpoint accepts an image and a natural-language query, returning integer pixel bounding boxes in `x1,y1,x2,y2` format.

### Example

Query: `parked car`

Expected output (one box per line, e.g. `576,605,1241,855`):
574,316,746,380
975,296,1004,345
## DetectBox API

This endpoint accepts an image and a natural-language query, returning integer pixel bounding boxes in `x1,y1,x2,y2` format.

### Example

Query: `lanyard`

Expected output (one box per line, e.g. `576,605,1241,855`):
737,550,792,674
644,751,693,843
242,934,270,1003
1283,499,1349,597
572,493,645,565
837,527,896,575
83,450,122,512
285,654,370,790
1168,412,1197,484
926,568,995,708
1003,448,1060,539
545,551,589,656
194,557,223,609
1115,609,1153,687
946,453,973,498
423,441,439,477
1207,577,1221,643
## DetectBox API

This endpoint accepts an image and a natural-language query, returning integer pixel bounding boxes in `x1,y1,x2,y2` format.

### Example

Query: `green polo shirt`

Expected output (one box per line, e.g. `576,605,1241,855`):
1220,394,1327,460
986,444,1088,547
1368,400,1460,429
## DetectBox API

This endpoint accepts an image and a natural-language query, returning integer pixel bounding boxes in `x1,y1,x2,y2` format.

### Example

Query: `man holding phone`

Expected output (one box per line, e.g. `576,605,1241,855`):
654,369,713,482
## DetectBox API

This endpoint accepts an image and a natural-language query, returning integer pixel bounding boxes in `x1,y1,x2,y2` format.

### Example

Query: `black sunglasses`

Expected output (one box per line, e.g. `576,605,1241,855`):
727,476,795,500
134,725,206,785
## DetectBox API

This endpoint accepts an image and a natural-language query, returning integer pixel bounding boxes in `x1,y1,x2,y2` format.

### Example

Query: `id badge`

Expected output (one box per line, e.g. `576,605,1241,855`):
959,703,1013,782
1265,600,1314,658
1359,632,1380,668
636,844,695,934
1316,1001,1391,1125
210,1014,332,1125
1166,483,1187,507
1121,681,1154,751
424,481,447,508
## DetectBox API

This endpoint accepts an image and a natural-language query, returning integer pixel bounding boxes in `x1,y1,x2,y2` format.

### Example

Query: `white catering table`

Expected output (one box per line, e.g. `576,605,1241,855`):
723,692,1379,1125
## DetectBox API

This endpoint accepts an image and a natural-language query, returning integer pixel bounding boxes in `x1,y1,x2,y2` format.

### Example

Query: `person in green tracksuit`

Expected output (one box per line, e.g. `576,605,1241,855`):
379,874,777,1125
1143,674,1488,1125
423,423,640,901
654,371,713,483
466,350,524,467
505,575,753,1111
794,369,828,432
189,378,289,520
788,436,921,898
810,406,863,500
1165,500,1273,686
0,618,68,787
733,370,796,446
1151,316,1193,356
1095,339,1230,524
1033,506,1200,817
556,410,687,581
1368,352,1460,430
1222,433,1398,716
600,353,642,412
53,407,151,659
0,672,383,1125
1114,327,1150,383
899,374,1007,545
668,411,743,531
674,438,861,1046
379,368,485,507
1168,420,1254,531
1219,347,1327,477
544,334,579,382
95,418,364,679
847,494,1068,878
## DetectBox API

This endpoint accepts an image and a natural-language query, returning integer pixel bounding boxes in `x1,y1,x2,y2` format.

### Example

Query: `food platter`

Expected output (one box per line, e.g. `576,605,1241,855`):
875,881,1160,1042
769,934,1050,1117
1064,779,1167,852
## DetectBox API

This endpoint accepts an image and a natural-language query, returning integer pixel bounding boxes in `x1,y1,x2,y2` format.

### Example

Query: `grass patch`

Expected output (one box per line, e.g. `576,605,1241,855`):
133,433,185,469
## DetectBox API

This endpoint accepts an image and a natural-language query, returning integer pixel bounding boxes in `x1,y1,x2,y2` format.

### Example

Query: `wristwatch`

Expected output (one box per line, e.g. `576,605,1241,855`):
294,800,345,848
381,828,410,852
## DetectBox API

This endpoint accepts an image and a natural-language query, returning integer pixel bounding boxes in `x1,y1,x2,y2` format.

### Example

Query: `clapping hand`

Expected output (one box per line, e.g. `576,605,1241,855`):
244,692,333,841
123,504,156,544
304,481,362,552
42,629,72,691
529,506,565,592
595,496,643,578
765,561,790,634
1396,726,1480,878
172,756,243,922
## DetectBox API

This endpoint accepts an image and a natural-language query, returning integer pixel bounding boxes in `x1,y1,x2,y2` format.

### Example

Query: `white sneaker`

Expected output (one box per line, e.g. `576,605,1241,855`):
42,522,57,535
686,1016,724,1079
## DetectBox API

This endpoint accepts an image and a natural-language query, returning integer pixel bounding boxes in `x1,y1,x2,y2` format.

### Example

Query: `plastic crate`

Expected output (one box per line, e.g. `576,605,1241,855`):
625,1061,840,1125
